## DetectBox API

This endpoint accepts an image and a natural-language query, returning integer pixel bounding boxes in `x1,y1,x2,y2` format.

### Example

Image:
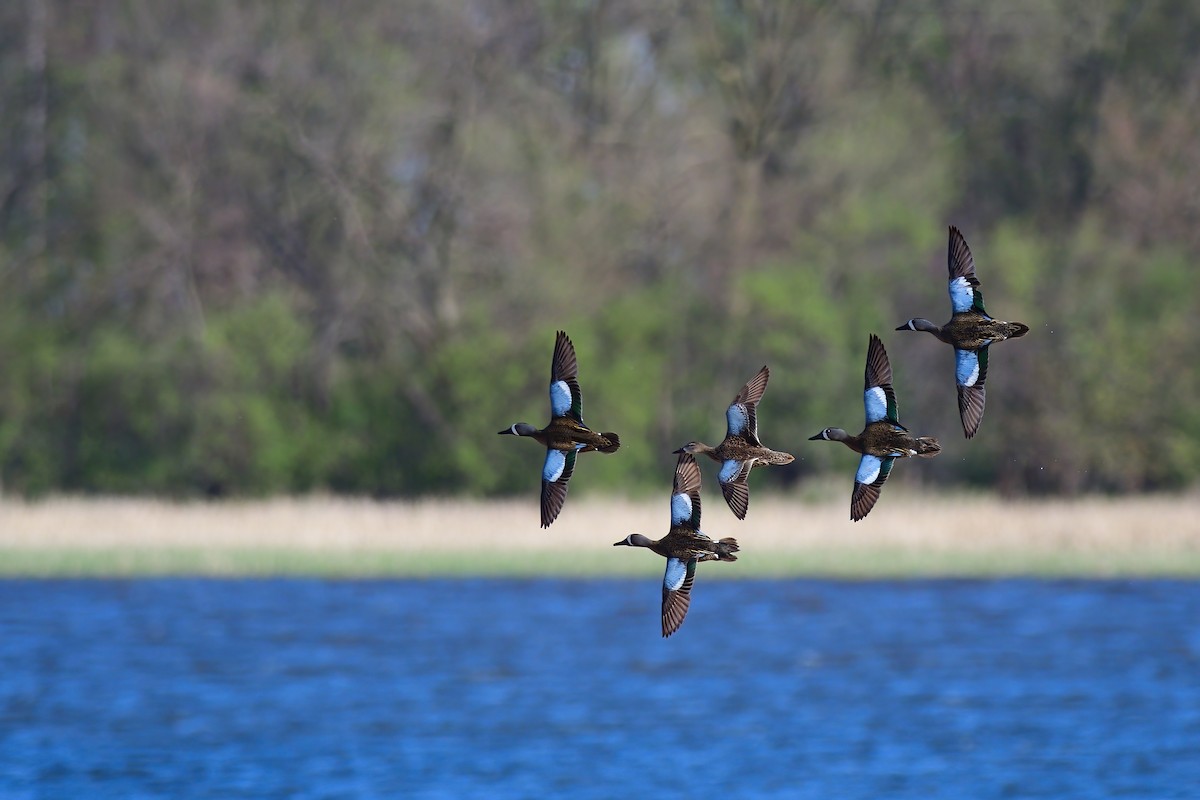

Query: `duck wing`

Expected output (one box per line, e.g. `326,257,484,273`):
549,330,584,423
955,346,989,439
540,446,578,528
661,556,697,638
851,454,896,522
947,226,988,315
863,334,899,425
725,365,769,446
671,453,703,530
717,458,754,520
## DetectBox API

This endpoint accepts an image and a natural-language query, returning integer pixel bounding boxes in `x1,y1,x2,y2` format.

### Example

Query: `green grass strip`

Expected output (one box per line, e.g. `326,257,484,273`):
3,547,1200,578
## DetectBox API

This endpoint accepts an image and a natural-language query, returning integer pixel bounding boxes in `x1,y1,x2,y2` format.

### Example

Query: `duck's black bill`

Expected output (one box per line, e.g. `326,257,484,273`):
497,428,514,435
807,433,824,440
894,323,910,331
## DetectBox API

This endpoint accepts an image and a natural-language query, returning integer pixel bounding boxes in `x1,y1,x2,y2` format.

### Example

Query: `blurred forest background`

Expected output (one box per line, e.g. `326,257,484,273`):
0,0,1197,500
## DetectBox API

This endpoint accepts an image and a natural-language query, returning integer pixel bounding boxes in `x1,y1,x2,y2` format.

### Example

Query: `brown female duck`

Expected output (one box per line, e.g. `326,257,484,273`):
673,365,794,520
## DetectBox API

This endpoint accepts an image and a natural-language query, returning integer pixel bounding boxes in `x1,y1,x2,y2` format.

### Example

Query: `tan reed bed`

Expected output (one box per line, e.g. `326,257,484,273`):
0,491,1198,577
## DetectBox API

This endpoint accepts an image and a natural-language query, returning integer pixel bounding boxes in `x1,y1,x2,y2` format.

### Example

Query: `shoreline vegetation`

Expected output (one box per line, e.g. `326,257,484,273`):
1,492,1198,578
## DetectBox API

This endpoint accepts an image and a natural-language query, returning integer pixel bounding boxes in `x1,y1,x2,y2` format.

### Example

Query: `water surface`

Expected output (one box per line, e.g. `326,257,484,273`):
1,579,1197,798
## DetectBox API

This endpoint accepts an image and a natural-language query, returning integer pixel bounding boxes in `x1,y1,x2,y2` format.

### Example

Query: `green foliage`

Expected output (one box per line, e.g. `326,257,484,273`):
0,1,1197,498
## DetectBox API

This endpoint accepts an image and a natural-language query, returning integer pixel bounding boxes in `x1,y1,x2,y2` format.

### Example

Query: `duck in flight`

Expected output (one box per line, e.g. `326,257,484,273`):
613,453,739,638
809,334,941,521
499,330,620,528
673,366,794,520
896,226,1030,438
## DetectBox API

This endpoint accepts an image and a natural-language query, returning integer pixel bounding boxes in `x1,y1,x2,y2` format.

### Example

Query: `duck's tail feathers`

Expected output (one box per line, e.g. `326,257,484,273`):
1004,321,1030,340
763,449,795,466
716,537,740,561
914,437,942,457
597,432,621,453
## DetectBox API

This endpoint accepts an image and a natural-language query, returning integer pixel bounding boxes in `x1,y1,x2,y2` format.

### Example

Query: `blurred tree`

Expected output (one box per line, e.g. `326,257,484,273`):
0,0,1196,498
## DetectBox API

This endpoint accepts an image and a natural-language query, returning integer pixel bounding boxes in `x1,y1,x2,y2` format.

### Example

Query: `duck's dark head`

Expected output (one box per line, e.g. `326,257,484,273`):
613,533,654,548
499,422,540,436
896,318,938,333
809,427,847,442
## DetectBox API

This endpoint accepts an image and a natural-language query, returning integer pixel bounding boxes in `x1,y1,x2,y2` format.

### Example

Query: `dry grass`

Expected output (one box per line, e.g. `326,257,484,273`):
0,490,1198,577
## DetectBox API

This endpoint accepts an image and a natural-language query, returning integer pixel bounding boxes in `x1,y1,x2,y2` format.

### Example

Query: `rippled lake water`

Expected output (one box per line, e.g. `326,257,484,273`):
1,578,1198,798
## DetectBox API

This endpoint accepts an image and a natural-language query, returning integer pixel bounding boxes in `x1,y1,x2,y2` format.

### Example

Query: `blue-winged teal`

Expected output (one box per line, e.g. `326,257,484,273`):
499,330,620,528
613,452,739,638
809,334,941,521
896,226,1030,438
673,366,795,520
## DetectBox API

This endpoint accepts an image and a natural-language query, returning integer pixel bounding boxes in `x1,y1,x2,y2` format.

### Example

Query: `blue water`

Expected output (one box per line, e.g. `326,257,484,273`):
1,579,1198,799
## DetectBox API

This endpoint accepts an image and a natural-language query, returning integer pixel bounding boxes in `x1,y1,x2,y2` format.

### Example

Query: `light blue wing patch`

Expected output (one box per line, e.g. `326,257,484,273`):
663,557,688,592
718,459,743,484
955,349,981,387
726,403,751,437
863,386,889,424
855,454,883,486
549,380,573,418
542,449,568,483
670,492,693,527
948,276,975,314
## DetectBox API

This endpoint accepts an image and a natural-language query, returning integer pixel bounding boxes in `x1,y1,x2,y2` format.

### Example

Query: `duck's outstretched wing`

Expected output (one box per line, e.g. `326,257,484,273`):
863,334,899,425
955,346,990,439
540,447,578,528
851,454,896,522
717,458,754,520
948,226,987,315
661,556,697,638
671,453,703,530
549,330,584,423
725,365,769,446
